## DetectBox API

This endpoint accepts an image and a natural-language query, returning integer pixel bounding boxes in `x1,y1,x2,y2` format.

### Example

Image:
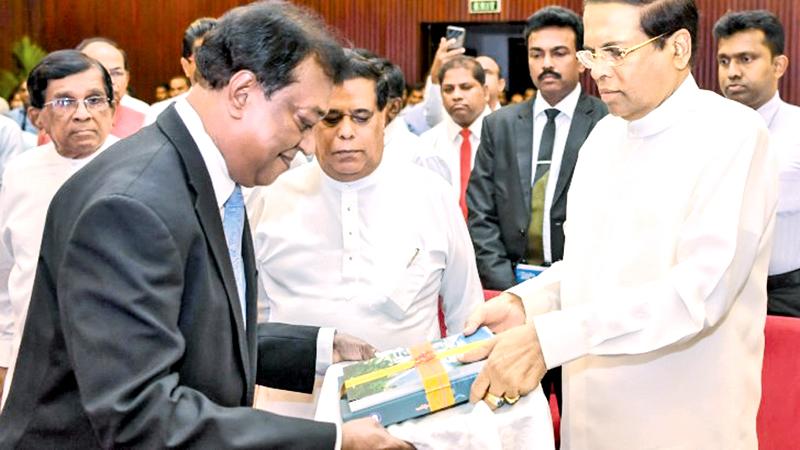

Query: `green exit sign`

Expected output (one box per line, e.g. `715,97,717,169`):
469,0,501,14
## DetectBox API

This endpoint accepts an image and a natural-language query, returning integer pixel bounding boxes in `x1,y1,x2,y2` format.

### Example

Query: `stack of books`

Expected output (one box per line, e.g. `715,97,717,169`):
339,327,494,426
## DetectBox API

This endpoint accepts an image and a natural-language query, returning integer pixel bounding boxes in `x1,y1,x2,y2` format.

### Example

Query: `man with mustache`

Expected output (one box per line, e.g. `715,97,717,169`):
0,50,118,403
715,10,800,317
419,56,491,219
466,6,607,408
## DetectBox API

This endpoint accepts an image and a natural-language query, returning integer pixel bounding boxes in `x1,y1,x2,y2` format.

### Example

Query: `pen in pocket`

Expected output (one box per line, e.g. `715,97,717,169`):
406,248,420,268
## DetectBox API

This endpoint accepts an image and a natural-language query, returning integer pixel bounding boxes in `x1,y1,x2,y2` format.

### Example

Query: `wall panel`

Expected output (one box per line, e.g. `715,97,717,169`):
1,0,798,104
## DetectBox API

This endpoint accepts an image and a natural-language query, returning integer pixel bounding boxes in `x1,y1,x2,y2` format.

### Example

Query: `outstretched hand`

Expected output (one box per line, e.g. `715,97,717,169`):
333,332,377,363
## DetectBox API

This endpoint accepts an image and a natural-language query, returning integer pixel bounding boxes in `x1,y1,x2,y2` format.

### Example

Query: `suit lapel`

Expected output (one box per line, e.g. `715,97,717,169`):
552,93,595,205
156,106,253,385
515,99,535,211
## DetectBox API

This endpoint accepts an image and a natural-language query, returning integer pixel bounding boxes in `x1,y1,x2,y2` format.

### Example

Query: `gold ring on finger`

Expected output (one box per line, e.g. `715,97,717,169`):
483,392,505,408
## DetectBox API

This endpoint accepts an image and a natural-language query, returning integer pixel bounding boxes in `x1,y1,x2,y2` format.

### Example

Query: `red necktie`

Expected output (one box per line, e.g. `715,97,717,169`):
459,128,471,220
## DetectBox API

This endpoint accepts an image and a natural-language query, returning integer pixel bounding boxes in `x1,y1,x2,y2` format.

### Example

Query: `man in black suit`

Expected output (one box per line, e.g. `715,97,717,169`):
468,6,607,290
466,6,607,409
0,3,410,449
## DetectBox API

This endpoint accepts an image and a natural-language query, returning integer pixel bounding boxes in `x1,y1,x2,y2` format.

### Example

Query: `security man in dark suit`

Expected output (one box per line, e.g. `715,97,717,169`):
0,2,411,449
467,6,607,409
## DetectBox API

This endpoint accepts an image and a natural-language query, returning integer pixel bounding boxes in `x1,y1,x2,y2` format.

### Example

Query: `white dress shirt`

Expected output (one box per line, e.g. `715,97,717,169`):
0,136,117,398
757,91,800,275
0,115,24,187
119,94,150,115
419,107,492,198
510,76,777,449
143,91,188,126
251,157,483,351
531,84,581,264
383,115,424,163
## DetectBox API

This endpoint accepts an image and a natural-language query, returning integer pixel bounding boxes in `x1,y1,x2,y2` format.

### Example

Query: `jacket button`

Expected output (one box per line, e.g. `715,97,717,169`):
555,222,563,227
519,228,525,235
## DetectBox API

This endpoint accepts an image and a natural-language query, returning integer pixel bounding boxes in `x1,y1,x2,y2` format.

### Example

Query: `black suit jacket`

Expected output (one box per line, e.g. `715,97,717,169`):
467,93,608,290
0,107,336,449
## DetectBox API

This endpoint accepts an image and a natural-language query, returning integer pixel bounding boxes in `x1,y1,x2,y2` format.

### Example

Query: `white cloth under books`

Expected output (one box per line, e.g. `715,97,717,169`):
315,363,555,450
757,91,800,275
510,75,777,449
0,136,117,405
250,157,483,351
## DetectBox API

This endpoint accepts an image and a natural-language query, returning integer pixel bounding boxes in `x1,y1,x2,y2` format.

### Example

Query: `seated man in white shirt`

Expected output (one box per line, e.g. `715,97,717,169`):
715,9,800,316
251,50,483,351
419,56,491,218
0,50,118,401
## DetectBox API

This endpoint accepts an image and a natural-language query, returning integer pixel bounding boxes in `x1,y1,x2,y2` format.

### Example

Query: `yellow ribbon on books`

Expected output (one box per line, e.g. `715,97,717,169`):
343,339,487,399
410,342,455,411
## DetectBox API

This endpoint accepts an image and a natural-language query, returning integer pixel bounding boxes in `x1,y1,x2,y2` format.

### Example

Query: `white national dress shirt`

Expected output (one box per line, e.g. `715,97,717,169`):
251,157,483,351
0,136,118,400
509,76,777,450
419,107,492,198
531,84,581,264
756,91,800,275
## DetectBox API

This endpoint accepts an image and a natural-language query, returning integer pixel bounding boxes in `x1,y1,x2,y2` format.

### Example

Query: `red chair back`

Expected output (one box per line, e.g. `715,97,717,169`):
757,315,800,449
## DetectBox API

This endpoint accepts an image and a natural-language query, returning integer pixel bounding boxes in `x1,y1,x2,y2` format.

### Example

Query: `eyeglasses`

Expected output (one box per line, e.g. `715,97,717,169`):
43,96,112,115
320,110,375,127
576,33,668,69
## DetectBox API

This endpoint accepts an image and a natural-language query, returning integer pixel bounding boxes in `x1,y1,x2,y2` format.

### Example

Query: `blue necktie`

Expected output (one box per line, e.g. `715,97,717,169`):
223,185,246,323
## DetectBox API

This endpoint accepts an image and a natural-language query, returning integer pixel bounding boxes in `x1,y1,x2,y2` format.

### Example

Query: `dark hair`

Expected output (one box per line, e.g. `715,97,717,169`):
340,49,390,111
196,0,346,97
377,59,406,100
409,81,425,92
437,56,485,86
713,10,784,56
182,17,218,59
524,6,583,51
76,37,128,70
585,0,698,64
27,50,114,109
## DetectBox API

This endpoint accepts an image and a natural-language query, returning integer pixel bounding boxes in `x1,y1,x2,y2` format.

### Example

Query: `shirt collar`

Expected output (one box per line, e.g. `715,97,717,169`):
533,83,582,120
756,91,781,128
627,74,698,138
173,97,236,210
445,105,491,142
320,152,387,192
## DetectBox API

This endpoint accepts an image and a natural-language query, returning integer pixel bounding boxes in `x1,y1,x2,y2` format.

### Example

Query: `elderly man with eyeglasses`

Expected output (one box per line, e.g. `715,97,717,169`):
462,1,776,449
0,49,118,403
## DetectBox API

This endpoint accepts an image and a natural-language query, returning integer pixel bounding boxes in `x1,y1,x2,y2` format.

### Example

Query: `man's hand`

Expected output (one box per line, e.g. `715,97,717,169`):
333,332,377,363
429,37,466,84
460,323,546,410
462,292,526,336
342,417,415,450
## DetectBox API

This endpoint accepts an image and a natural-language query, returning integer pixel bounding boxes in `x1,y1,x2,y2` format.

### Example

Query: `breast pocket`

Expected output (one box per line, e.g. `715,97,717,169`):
370,246,441,321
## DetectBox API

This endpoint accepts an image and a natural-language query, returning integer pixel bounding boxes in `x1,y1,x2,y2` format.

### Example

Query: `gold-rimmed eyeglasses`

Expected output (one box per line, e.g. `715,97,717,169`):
43,95,112,116
576,33,668,69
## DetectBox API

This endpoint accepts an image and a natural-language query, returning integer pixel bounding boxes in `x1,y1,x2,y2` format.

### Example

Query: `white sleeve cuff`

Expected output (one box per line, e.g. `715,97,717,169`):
532,308,589,370
334,422,342,450
0,337,12,368
316,327,336,375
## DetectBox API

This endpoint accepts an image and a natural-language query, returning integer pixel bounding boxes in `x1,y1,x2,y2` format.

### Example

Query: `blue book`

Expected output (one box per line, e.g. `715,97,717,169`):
515,263,547,284
340,327,493,426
